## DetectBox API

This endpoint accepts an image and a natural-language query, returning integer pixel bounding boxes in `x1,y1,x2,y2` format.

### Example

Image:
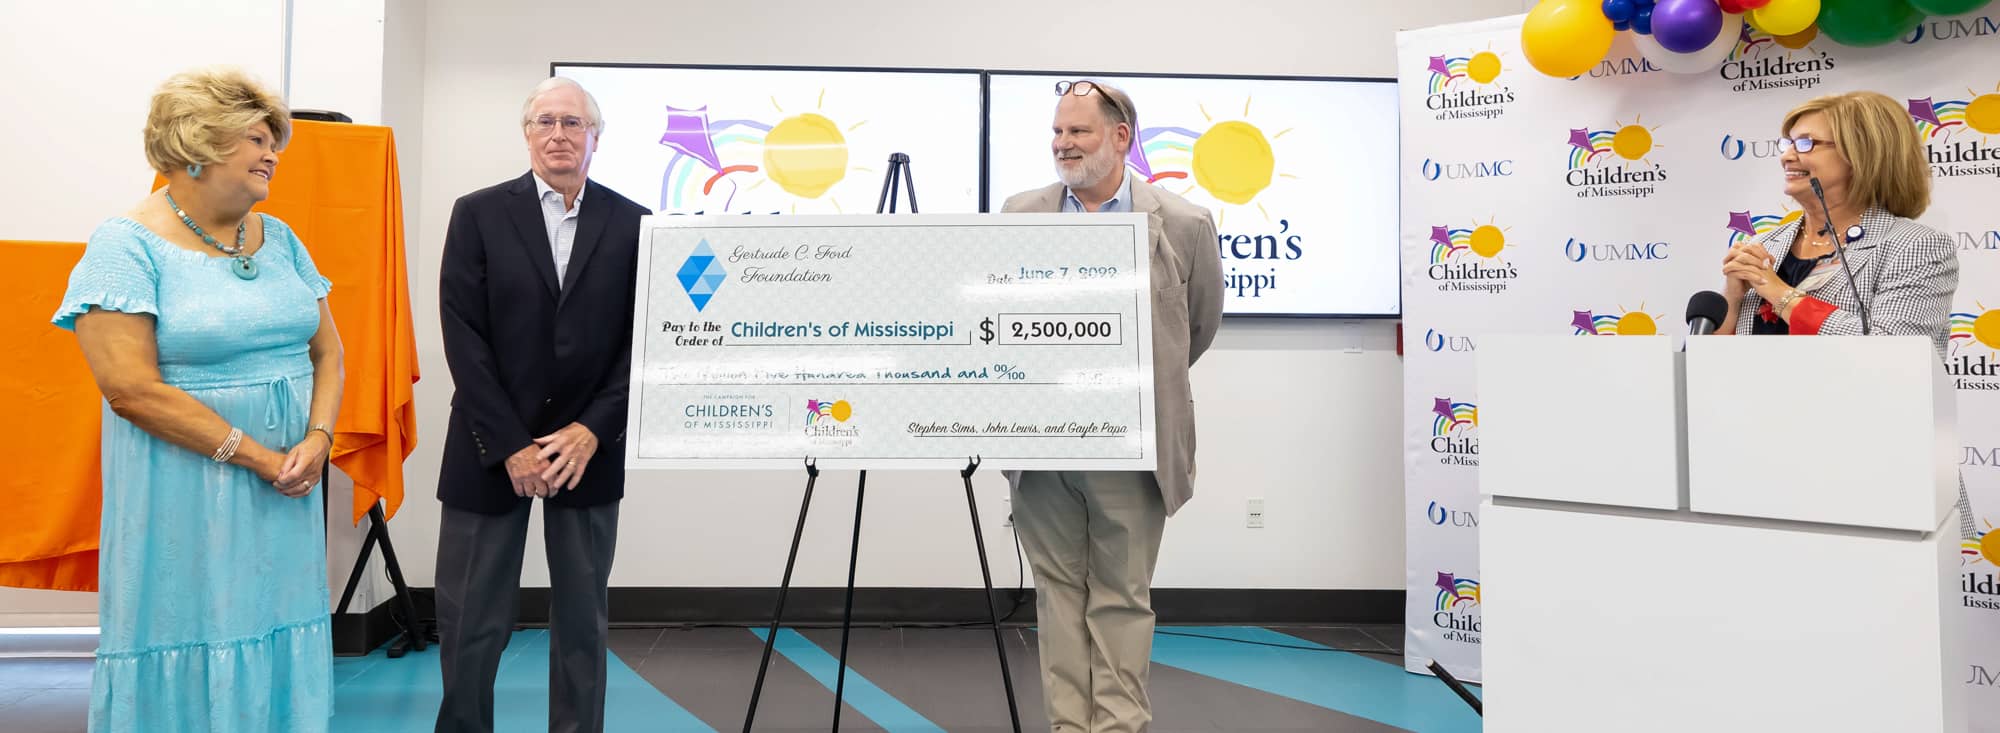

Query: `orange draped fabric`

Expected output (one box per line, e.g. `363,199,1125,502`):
153,122,420,524
0,242,102,591
222,120,422,525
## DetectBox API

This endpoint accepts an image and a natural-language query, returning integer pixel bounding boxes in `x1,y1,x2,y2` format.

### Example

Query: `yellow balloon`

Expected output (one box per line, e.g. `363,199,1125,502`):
1750,0,1820,36
1521,0,1616,78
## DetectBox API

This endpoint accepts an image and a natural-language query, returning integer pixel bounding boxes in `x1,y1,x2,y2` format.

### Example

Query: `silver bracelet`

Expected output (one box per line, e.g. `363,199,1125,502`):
211,427,244,463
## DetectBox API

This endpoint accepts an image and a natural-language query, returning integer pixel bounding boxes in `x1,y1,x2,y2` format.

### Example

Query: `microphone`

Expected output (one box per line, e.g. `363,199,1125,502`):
1807,177,1872,335
1686,290,1727,336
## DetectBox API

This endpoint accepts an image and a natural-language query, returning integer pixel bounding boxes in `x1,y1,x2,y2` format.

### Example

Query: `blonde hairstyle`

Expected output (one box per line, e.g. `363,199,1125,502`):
144,67,290,175
1782,91,1930,218
521,76,606,134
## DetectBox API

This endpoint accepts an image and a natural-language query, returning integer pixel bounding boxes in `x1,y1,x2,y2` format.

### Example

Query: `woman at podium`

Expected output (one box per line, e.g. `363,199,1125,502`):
1715,89,1971,540
1716,90,1957,347
51,68,343,732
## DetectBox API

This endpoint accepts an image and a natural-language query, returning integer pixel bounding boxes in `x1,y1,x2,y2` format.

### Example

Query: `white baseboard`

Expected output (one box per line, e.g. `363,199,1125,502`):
0,613,100,628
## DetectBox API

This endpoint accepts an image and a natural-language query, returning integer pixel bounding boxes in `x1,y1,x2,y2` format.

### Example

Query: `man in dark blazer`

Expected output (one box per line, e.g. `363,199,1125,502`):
433,76,649,733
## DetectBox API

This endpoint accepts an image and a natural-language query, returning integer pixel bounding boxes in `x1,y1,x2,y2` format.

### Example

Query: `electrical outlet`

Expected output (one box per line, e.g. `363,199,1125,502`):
1246,498,1265,528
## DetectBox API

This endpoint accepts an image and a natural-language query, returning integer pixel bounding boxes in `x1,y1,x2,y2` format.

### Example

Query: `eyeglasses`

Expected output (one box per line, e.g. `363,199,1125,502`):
526,115,593,137
1777,136,1835,154
1054,80,1130,125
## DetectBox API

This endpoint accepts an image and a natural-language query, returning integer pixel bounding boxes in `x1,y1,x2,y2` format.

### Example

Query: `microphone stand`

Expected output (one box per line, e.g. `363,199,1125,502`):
1807,178,1872,335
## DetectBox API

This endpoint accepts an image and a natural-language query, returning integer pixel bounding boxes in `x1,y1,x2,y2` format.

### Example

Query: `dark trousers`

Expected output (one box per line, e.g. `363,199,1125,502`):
434,499,619,733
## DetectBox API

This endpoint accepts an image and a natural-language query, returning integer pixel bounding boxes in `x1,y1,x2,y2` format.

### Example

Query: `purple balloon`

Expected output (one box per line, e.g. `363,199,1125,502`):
1651,0,1723,53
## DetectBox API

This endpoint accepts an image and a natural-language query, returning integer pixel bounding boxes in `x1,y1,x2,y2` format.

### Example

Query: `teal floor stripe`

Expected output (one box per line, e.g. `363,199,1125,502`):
329,630,714,732
1150,627,1482,733
749,628,945,733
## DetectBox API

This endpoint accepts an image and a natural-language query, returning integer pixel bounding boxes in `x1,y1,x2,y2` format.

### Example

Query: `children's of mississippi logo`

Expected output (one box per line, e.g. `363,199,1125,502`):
1948,301,2000,390
1565,119,1667,199
1909,85,2000,179
1428,397,1478,467
1426,220,1517,293
1571,305,1663,336
1425,47,1515,121
1433,571,1482,644
1128,96,1309,301
1720,24,1833,93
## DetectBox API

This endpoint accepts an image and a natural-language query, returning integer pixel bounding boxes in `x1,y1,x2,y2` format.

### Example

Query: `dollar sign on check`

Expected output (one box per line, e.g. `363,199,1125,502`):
978,317,996,344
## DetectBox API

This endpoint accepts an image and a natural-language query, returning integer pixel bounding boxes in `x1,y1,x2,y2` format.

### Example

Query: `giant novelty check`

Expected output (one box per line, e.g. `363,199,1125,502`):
624,214,1156,470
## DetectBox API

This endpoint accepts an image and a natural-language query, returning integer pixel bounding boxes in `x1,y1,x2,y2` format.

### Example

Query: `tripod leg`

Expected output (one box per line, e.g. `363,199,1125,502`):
833,470,867,730
875,161,898,214
963,459,1021,732
369,502,429,654
745,460,819,733
334,523,380,616
898,154,918,214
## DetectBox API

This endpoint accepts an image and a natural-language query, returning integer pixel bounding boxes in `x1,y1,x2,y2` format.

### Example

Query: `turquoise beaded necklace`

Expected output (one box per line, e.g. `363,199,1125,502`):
164,188,258,280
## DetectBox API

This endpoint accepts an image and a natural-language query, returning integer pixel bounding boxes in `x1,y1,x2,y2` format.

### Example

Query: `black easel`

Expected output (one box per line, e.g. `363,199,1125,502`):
330,465,434,658
742,154,1022,733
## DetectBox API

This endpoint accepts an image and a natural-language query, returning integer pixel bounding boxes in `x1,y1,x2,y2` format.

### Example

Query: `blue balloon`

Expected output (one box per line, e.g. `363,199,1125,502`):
1634,6,1655,34
1614,17,1633,30
1603,0,1638,22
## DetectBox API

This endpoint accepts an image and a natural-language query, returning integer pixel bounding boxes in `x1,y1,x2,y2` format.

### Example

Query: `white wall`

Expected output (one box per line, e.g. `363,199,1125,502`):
400,0,1528,591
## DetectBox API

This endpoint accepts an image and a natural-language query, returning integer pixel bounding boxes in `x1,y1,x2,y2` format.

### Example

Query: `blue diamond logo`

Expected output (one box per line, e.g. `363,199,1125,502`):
677,240,725,311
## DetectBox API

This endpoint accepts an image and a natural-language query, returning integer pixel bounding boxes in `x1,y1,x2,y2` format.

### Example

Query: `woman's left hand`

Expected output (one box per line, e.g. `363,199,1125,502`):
273,431,330,498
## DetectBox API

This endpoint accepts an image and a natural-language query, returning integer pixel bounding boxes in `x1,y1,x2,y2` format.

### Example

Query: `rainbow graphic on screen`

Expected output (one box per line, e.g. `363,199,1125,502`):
1430,397,1477,437
1566,120,1660,170
805,399,853,425
1572,306,1663,336
1908,85,2000,141
1726,23,1819,61
1950,303,2000,354
1434,572,1481,611
1426,50,1503,94
658,92,870,213
1428,220,1508,263
1725,209,1802,248
1125,96,1299,225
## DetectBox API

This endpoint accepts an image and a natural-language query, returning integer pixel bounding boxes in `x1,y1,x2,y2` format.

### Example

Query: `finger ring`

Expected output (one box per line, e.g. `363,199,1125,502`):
567,459,576,466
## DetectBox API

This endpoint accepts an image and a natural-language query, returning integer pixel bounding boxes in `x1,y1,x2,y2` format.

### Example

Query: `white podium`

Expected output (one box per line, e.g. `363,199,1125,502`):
1477,335,1964,733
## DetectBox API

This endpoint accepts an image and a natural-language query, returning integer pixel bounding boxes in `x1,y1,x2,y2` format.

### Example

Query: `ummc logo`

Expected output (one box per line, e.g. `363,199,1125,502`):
1564,238,1671,263
1570,54,1664,79
1421,158,1515,181
1904,14,1999,44
1720,135,1784,160
1424,328,1475,353
1427,501,1478,528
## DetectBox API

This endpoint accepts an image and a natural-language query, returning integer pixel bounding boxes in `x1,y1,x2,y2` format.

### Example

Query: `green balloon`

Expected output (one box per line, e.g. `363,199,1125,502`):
1818,0,1926,46
1908,0,1991,14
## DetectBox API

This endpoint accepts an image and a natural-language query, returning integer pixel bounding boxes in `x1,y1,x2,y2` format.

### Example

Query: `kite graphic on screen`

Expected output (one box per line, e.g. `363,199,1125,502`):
658,92,871,213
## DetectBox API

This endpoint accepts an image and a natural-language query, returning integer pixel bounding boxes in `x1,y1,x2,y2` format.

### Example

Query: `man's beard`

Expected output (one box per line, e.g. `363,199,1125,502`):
1056,144,1122,189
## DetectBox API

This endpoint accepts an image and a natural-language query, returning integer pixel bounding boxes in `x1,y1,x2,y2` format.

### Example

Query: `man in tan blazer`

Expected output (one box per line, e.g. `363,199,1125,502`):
1001,80,1224,733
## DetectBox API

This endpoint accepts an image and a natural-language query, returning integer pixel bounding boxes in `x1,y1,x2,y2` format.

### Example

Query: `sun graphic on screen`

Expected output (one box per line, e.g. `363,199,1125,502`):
1135,97,1299,226
658,89,874,213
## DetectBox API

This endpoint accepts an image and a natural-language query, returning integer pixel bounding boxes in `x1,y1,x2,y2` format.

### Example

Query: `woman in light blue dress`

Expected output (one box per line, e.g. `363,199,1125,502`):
53,68,344,732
